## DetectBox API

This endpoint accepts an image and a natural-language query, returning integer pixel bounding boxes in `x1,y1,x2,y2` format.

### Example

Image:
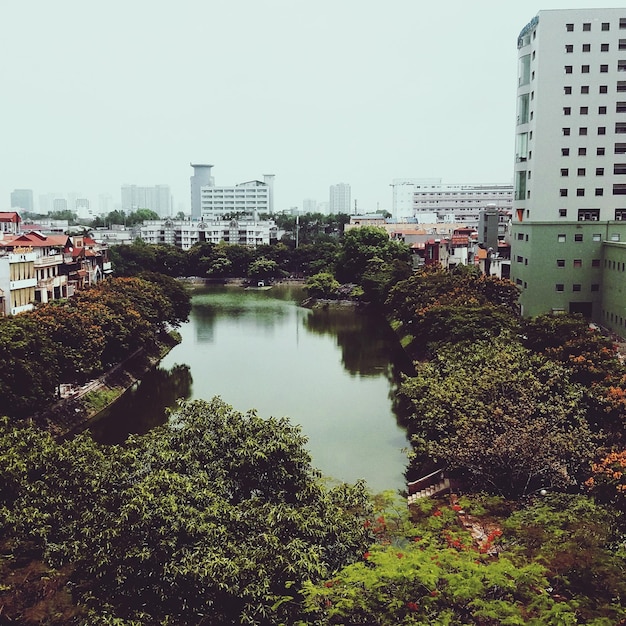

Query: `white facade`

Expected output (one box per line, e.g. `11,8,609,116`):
121,184,172,217
0,250,37,315
513,8,626,224
329,183,351,214
411,182,513,228
390,178,441,220
200,179,271,220
140,218,277,250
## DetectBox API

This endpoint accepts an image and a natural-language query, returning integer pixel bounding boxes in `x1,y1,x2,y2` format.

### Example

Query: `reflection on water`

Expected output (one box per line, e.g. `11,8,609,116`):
88,284,412,492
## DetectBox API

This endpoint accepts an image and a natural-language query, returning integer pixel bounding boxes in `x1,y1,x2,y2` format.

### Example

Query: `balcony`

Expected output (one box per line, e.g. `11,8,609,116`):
34,254,63,268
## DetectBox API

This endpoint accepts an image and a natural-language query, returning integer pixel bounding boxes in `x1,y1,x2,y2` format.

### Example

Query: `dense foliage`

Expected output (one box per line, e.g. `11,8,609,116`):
0,398,373,625
0,276,190,419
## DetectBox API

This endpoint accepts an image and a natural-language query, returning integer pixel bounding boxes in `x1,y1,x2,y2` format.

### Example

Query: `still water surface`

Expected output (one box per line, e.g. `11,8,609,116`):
89,285,413,492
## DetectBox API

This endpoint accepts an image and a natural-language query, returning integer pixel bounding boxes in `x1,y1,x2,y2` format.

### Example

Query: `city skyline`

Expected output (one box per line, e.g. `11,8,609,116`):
3,1,625,215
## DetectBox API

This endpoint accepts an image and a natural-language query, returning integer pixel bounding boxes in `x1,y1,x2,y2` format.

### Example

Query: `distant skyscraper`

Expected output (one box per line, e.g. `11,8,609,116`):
190,164,214,219
329,183,351,214
121,184,172,217
303,198,317,213
10,189,33,212
53,198,68,212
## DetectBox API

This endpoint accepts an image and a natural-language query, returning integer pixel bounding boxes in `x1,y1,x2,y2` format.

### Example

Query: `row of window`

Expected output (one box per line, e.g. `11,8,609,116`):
562,83,626,94
555,258,601,267
565,42,625,53
565,21,617,32
565,62,626,73
561,166,626,174
559,186,626,196
562,126,608,135
555,284,599,292
564,104,626,114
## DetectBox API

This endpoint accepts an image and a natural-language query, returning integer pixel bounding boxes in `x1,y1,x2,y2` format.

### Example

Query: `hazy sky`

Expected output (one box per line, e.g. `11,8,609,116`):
3,0,626,214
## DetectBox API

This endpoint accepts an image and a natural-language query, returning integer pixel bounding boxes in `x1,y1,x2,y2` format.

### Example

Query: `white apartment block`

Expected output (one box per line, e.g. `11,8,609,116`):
511,8,626,319
121,184,172,217
329,183,351,214
140,218,278,250
200,178,274,220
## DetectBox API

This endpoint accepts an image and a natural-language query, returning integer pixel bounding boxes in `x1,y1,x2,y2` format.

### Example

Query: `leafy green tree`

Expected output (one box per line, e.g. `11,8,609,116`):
305,272,340,299
401,337,598,497
335,226,410,285
109,240,158,276
248,257,282,282
0,399,373,625
138,271,191,327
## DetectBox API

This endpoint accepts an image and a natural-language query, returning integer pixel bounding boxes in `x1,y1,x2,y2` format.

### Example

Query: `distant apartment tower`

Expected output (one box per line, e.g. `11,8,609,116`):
329,183,351,214
303,198,318,213
121,184,172,217
10,189,33,212
511,8,626,319
190,164,214,219
200,177,274,219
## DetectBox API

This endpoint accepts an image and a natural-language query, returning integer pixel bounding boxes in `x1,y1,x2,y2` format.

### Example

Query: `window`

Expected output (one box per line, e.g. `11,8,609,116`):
517,93,530,124
599,127,607,135
592,259,601,267
559,208,568,217
581,65,590,73
616,143,626,153
619,60,626,72
597,167,604,175
578,147,586,156
562,148,570,156
598,147,606,155
574,259,583,267
558,234,566,242
601,64,609,72
566,44,574,53
516,256,523,263
583,22,591,31
565,65,573,74
578,168,586,176
575,233,584,242
561,168,569,176
580,106,588,114
578,209,599,220
619,81,626,92
616,209,626,220
517,233,524,240
556,284,565,292
581,85,589,94
602,43,610,52
615,184,626,194
519,54,531,86
599,106,607,114
603,22,610,31
593,233,602,241
615,163,626,174
621,39,626,50
618,102,626,112
600,85,608,93
579,127,587,135
621,18,626,29
560,189,568,197
557,259,566,267
583,43,591,52
563,127,571,136
591,284,600,292
573,284,582,292
596,188,604,196
617,123,626,133
611,233,621,241
563,107,571,115
577,188,585,196
566,23,574,32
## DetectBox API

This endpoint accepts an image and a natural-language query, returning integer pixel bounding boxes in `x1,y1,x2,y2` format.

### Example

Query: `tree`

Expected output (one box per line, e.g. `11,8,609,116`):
0,399,373,625
335,226,410,285
305,272,340,299
401,337,598,497
248,257,282,282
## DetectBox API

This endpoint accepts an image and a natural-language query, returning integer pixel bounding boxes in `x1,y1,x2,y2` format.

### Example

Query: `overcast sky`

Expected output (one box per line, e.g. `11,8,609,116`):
3,0,626,215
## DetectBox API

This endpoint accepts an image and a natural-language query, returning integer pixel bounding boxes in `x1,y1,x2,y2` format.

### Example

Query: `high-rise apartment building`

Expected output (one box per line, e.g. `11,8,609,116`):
121,184,172,217
329,183,351,214
10,189,34,212
190,164,215,219
511,8,626,319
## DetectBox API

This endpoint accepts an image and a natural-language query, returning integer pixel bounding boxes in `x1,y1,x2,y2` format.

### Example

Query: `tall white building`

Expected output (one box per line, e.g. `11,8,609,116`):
511,8,626,318
329,183,351,214
196,169,275,220
121,184,172,217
